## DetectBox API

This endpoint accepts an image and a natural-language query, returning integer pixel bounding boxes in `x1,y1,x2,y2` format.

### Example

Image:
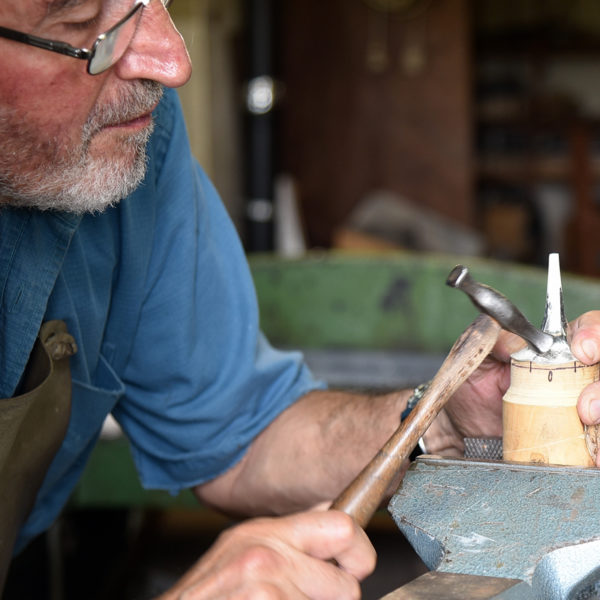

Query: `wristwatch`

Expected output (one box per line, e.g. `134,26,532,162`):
401,380,430,455
400,380,430,422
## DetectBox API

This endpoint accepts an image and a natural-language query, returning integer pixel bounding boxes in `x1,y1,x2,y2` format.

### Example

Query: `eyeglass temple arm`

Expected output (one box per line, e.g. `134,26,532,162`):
0,26,91,60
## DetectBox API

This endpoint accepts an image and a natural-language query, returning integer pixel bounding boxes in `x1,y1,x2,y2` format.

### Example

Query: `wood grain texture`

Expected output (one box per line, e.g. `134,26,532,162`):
503,359,599,466
277,0,473,247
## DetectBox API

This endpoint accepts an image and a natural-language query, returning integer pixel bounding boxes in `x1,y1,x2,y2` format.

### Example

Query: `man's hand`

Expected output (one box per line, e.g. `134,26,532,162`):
572,312,600,466
425,310,600,460
156,510,376,600
421,328,517,456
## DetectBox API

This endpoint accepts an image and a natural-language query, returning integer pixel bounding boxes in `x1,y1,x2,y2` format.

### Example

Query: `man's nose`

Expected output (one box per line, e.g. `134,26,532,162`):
113,1,192,88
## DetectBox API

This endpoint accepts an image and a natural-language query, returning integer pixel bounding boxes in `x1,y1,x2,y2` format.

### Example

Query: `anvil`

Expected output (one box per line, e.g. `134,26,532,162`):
386,456,600,599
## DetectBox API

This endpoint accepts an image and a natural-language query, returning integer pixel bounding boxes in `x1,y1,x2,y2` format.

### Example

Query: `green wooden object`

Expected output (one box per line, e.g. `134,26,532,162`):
70,251,600,509
252,251,600,353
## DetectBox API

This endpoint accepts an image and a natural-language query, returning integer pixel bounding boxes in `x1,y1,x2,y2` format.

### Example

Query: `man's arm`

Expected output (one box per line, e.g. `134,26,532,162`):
194,388,413,516
193,336,508,517
195,311,600,515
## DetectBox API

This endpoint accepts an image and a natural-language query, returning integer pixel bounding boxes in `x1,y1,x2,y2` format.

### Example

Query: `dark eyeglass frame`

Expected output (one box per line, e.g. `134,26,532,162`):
0,0,172,76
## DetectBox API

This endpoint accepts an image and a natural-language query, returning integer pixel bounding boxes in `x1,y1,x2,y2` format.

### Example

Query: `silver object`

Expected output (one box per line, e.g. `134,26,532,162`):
511,253,575,365
446,264,554,354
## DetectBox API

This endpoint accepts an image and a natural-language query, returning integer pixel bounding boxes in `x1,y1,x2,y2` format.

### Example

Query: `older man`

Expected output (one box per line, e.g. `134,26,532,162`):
2,1,600,598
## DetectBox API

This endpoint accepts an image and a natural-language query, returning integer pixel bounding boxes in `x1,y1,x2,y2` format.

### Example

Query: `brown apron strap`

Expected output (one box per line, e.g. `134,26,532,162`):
0,321,76,592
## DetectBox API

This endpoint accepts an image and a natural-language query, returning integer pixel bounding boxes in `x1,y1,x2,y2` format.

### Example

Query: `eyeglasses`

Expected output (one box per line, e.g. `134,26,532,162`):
0,0,173,76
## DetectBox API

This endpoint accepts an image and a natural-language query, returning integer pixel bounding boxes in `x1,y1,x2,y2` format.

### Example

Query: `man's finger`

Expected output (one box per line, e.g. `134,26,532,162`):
266,510,376,581
570,311,600,365
578,380,600,426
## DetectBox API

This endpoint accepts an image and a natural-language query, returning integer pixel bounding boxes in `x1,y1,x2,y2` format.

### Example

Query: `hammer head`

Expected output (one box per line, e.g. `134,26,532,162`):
446,265,554,355
389,456,600,596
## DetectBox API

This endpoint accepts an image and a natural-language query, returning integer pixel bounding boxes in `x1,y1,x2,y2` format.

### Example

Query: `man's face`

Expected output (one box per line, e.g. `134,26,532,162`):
0,0,191,213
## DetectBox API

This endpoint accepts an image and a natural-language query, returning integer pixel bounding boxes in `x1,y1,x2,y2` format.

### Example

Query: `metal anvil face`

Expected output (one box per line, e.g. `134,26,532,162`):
388,456,600,599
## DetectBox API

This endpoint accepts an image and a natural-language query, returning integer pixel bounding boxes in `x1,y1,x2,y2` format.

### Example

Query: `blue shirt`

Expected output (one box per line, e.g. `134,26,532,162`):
0,89,323,553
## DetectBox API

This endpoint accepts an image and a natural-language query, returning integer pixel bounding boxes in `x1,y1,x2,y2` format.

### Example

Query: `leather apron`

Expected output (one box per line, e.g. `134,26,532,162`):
0,321,76,592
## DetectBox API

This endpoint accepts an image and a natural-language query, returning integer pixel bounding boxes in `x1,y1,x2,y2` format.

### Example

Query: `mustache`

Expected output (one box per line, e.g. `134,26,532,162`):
84,80,164,136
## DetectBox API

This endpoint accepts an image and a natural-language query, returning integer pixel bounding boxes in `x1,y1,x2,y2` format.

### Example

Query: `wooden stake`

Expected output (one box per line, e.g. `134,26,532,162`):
503,359,599,466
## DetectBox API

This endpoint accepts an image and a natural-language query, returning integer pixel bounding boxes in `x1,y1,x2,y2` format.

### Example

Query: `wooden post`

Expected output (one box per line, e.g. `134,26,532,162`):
502,253,599,467
503,359,599,466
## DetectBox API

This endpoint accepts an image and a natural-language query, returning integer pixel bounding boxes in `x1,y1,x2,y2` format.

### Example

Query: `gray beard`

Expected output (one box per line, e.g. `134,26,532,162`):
0,80,164,214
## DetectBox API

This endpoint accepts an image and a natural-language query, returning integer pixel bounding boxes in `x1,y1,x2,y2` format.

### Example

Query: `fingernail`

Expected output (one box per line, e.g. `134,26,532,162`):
580,339,599,364
590,399,600,424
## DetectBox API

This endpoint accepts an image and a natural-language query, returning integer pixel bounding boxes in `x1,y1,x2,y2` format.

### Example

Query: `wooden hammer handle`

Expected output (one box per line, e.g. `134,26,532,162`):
331,314,501,529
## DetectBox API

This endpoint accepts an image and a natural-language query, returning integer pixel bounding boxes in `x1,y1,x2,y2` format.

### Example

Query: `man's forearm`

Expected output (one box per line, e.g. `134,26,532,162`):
194,389,413,516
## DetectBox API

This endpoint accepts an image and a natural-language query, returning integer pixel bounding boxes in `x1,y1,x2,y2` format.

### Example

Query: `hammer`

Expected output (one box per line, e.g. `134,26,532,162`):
331,312,502,529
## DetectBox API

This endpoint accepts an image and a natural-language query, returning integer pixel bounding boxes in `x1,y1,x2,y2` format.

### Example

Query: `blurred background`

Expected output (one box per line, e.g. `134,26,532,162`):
173,0,600,275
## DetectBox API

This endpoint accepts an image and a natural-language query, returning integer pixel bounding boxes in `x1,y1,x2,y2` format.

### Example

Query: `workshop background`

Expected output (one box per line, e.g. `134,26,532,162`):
175,0,600,276
7,1,600,599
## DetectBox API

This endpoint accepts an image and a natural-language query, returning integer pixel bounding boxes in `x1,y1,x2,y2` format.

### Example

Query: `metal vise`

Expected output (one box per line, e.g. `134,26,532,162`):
385,456,600,600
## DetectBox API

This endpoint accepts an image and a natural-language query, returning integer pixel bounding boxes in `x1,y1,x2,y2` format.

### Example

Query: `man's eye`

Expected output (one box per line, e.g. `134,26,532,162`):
64,15,100,30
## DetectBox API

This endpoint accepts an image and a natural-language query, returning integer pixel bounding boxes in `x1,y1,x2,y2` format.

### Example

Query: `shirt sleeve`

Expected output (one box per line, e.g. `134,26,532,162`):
111,90,325,493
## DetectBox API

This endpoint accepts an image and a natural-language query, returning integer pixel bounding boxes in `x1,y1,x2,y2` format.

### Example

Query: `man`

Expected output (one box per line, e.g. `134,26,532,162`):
2,1,600,598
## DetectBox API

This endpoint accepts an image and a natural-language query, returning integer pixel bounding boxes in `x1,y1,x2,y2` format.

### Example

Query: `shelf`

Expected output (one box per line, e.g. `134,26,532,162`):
475,27,600,58
477,155,575,183
478,155,600,184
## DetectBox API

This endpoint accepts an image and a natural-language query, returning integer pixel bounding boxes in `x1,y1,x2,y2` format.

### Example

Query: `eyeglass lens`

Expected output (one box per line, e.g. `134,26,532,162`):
88,0,173,75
